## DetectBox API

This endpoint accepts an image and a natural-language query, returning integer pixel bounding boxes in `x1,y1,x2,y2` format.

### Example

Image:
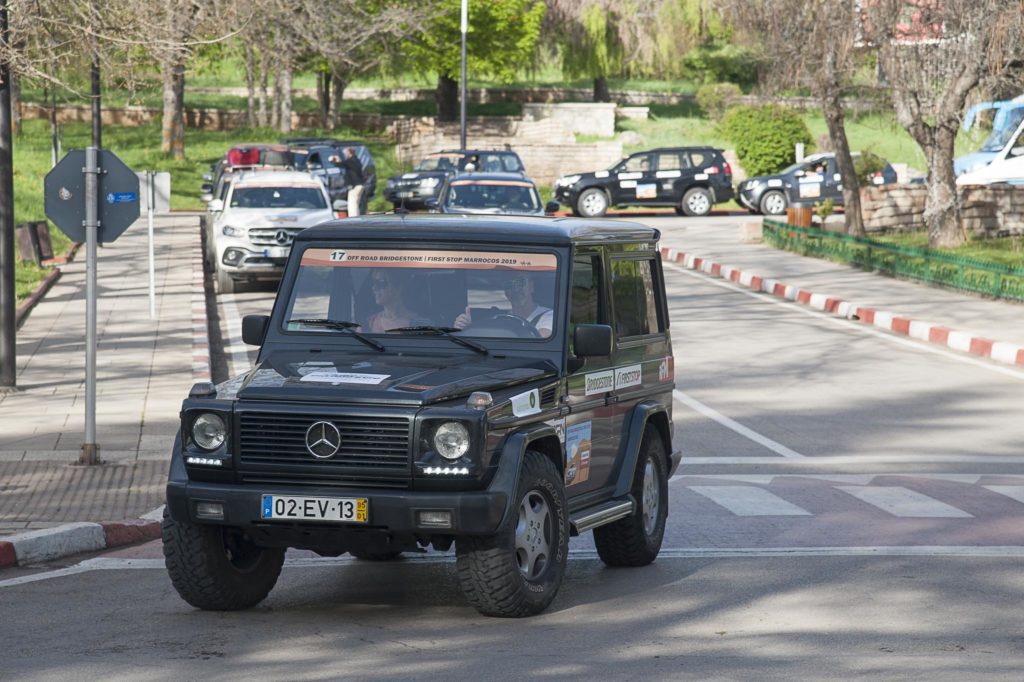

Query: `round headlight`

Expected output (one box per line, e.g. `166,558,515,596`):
191,413,226,451
433,421,470,460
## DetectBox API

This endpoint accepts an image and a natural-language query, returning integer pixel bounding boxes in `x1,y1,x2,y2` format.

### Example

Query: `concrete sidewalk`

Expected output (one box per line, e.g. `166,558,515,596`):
650,217,1024,355
0,213,206,549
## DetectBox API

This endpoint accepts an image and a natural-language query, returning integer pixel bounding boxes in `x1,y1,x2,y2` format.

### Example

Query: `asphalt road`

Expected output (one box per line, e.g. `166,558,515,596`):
3,215,1023,680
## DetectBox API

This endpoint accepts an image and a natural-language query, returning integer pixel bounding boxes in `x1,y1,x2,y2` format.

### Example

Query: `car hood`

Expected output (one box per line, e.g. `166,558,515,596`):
956,154,1024,186
954,152,997,176
389,170,448,183
217,349,558,406
220,207,334,228
442,206,544,215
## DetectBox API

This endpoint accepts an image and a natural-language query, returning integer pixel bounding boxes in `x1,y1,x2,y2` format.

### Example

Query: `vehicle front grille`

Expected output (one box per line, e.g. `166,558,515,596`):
248,227,305,247
237,412,412,488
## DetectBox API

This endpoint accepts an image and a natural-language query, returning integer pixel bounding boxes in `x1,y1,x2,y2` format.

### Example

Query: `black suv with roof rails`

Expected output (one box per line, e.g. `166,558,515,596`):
163,214,680,617
384,149,526,210
555,146,734,217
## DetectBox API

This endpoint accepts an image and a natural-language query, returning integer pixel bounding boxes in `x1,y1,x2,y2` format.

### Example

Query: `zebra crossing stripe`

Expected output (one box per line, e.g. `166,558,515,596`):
688,486,811,516
835,486,973,518
983,486,1024,504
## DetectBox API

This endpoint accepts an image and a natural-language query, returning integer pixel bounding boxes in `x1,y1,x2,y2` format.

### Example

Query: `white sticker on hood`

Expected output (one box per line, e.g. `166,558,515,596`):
402,173,419,179
595,170,610,178
299,371,390,385
767,179,783,187
511,389,541,417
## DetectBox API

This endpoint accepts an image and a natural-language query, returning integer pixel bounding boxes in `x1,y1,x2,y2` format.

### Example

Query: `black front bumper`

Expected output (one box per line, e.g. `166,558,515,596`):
166,479,508,538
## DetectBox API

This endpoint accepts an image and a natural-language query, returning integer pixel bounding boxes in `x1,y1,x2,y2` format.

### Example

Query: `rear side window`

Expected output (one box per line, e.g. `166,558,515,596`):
688,151,709,168
610,258,663,338
656,153,688,171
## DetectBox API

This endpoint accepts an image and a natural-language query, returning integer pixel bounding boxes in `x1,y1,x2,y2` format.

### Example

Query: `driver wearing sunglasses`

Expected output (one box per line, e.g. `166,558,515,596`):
453,272,553,336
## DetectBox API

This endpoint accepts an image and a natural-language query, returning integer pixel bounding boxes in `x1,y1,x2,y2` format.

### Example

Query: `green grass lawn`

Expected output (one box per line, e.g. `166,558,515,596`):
872,232,1024,269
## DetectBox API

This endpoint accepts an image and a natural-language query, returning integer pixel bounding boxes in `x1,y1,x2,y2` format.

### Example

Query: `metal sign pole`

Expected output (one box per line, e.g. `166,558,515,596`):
80,146,99,465
147,170,155,319
459,0,467,150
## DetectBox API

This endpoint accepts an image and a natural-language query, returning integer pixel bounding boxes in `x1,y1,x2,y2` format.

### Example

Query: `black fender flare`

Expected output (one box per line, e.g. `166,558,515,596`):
165,432,191,522
613,400,671,497
488,423,563,529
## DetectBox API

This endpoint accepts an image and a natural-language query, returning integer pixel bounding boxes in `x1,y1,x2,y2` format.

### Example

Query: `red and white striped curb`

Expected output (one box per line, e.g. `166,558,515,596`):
660,247,1024,368
192,226,211,382
0,519,161,568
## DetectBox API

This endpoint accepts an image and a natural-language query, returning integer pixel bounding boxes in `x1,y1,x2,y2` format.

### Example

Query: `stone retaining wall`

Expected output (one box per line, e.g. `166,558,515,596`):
860,184,1024,237
522,103,617,137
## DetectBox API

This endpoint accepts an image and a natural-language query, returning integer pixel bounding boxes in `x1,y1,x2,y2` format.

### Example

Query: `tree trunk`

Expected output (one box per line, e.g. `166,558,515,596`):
257,51,269,127
818,53,863,236
11,72,20,137
271,67,281,130
317,72,329,129
593,75,611,103
243,45,257,127
924,125,962,248
436,74,459,122
278,66,292,134
161,57,186,159
329,72,347,130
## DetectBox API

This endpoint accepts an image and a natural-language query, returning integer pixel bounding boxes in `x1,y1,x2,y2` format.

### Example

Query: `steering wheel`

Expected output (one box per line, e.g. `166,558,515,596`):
468,313,541,339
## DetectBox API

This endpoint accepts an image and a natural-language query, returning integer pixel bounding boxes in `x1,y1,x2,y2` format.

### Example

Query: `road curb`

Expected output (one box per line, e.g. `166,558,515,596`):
0,519,161,568
14,241,81,330
660,247,1024,368
192,222,211,382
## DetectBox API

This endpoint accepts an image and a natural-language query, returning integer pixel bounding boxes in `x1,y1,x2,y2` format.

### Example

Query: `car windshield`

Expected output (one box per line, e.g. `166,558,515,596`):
445,181,541,212
980,109,1024,152
284,247,559,340
229,186,327,209
417,154,463,172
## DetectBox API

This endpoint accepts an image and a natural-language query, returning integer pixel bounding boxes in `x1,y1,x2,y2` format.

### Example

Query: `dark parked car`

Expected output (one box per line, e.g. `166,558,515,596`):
554,147,734,218
286,138,377,214
737,152,898,216
385,149,526,210
163,214,679,617
429,172,558,215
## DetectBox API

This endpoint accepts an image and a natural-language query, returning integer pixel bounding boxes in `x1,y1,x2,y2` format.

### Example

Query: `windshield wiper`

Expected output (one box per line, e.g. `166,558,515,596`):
385,325,489,355
286,318,385,352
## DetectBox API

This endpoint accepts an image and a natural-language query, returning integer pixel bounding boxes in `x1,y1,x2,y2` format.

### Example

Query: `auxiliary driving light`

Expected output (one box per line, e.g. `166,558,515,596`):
195,502,224,520
416,510,453,529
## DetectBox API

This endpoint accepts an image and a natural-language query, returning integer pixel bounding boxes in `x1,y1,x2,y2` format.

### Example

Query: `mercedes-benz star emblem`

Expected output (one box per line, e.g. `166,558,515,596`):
305,421,341,459
275,229,290,245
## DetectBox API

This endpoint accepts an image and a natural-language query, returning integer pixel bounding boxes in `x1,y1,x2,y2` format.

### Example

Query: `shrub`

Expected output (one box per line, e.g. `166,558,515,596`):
720,104,814,177
682,44,758,88
853,150,889,185
696,82,742,121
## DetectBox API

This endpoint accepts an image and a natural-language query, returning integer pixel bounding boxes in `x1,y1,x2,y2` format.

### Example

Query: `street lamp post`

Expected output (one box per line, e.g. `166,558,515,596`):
0,0,15,390
459,0,467,150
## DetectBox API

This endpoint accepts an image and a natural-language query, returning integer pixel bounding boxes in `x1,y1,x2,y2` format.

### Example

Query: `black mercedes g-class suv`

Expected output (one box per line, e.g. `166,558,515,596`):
163,215,679,617
554,146,734,218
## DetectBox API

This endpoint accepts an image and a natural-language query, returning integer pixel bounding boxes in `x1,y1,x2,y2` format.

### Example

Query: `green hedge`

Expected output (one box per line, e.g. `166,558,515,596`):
721,104,813,177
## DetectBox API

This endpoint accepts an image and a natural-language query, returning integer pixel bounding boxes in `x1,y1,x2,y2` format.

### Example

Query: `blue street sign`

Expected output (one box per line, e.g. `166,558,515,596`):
106,192,137,204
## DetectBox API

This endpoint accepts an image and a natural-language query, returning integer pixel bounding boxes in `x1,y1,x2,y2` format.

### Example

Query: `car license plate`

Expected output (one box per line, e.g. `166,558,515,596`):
397,191,414,198
262,246,289,258
261,495,368,523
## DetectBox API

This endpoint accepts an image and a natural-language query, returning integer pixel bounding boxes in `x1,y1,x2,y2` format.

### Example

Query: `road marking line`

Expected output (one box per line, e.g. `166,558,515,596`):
688,485,812,516
983,485,1024,504
8,545,1024,587
673,473,1013,484
679,455,1024,465
665,263,1024,381
673,389,805,458
220,292,252,378
835,486,973,518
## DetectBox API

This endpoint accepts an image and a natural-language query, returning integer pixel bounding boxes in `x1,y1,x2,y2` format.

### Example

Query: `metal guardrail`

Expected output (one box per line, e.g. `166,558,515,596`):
762,220,1024,302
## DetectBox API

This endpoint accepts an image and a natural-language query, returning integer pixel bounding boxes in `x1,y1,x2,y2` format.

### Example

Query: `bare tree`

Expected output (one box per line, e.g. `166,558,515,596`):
718,0,867,235
867,0,1024,247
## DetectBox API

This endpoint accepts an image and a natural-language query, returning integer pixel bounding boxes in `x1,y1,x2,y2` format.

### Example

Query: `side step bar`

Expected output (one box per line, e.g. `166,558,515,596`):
570,497,635,535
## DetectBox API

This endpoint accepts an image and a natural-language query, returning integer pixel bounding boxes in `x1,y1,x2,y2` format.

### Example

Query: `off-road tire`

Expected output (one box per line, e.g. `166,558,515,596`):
759,190,787,216
215,266,235,295
681,187,713,217
594,425,668,567
456,451,569,617
349,550,403,561
162,507,285,610
576,188,609,218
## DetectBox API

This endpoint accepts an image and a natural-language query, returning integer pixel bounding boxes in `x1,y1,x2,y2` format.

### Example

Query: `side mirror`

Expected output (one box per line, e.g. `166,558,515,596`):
200,182,213,193
202,172,213,182
208,199,224,212
424,198,439,211
1010,146,1024,158
574,324,612,358
544,200,560,215
200,193,213,203
241,314,269,346
794,170,806,178
332,198,346,212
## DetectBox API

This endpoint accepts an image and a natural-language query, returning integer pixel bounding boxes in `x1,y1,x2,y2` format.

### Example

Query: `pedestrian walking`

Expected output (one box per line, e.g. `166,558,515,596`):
341,147,365,217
